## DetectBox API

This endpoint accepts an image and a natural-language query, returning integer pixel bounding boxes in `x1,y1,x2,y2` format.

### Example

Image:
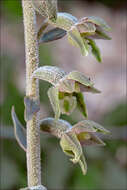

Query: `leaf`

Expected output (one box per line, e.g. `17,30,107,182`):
87,16,111,31
24,96,40,121
32,66,66,86
39,27,67,43
79,84,101,94
54,12,78,31
75,92,88,118
77,132,105,146
32,0,57,21
78,120,110,134
60,132,87,175
59,95,77,115
48,87,60,119
88,39,102,62
39,117,72,138
11,106,26,151
68,26,89,56
67,71,94,87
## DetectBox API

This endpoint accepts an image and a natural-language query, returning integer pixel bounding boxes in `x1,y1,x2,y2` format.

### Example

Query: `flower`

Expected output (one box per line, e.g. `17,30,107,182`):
11,107,110,175
39,13,111,61
32,66,101,119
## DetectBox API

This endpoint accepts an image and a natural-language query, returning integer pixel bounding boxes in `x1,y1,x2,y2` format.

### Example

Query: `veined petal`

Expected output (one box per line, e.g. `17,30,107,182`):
87,39,102,62
32,66,66,86
57,78,75,93
79,84,101,93
85,16,111,31
67,71,93,87
79,153,87,175
77,120,110,134
11,107,26,151
77,132,105,146
50,12,78,31
39,117,72,138
76,21,96,34
68,26,89,56
60,132,83,163
74,92,88,118
48,87,60,119
59,95,77,115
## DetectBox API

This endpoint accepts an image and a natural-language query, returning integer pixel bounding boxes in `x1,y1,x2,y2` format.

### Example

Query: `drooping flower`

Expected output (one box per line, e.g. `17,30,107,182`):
32,66,101,119
11,107,110,175
39,12,111,61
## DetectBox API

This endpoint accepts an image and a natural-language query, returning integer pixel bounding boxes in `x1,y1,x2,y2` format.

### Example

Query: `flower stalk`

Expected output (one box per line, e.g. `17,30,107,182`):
22,0,41,187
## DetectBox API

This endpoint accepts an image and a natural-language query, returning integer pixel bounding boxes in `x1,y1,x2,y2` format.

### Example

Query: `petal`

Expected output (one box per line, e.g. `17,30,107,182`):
86,16,111,31
67,71,93,87
74,92,88,118
68,26,89,56
57,78,76,93
76,120,110,134
79,84,101,93
72,120,97,134
52,12,78,31
60,132,87,175
77,132,105,146
76,22,96,34
39,27,67,43
39,117,72,138
60,133,82,163
87,39,102,62
59,95,77,115
11,106,26,151
48,87,61,119
32,66,66,86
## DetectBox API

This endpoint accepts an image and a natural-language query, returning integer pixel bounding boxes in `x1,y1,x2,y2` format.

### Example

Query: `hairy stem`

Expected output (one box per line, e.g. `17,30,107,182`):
22,0,41,187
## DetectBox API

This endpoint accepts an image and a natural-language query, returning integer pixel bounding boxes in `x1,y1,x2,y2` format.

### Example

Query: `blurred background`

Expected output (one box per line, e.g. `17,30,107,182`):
0,0,127,189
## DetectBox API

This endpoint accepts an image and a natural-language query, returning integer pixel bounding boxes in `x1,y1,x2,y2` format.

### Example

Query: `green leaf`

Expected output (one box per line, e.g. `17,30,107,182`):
59,95,77,115
67,71,93,87
88,39,102,62
32,66,66,86
32,0,57,21
87,16,111,31
75,92,88,118
48,87,61,119
39,27,67,43
39,117,72,138
78,120,110,134
24,96,40,121
68,26,89,56
11,106,26,151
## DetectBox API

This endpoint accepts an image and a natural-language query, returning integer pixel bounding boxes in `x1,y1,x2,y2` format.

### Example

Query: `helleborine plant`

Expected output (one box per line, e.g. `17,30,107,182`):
33,0,111,61
11,0,111,189
32,66,100,119
11,108,110,175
